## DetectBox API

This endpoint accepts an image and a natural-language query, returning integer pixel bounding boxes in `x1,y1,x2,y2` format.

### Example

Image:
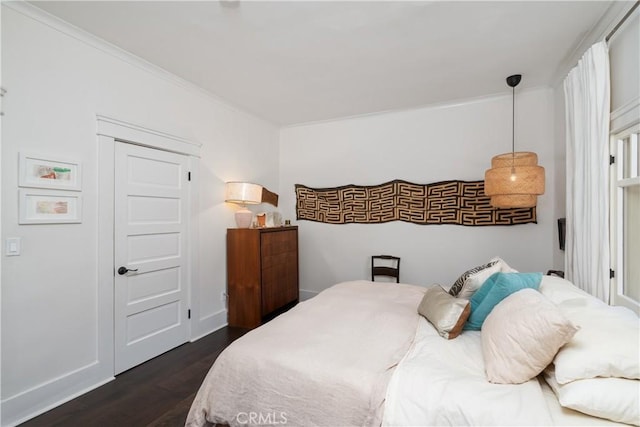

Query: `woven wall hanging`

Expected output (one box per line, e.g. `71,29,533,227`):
295,180,536,226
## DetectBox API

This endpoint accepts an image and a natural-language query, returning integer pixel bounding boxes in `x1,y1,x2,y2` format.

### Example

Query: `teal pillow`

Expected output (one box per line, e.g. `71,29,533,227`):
468,272,500,310
464,272,543,330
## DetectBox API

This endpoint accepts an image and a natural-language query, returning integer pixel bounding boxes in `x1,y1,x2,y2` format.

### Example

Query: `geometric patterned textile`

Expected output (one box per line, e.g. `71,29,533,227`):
295,180,536,226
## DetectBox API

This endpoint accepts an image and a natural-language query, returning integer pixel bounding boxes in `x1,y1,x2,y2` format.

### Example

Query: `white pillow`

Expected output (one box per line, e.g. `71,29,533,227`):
481,288,578,384
544,366,640,426
492,256,518,273
539,275,605,306
553,300,640,383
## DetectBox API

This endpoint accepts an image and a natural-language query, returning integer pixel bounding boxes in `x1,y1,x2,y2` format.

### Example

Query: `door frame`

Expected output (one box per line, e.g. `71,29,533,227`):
96,115,201,374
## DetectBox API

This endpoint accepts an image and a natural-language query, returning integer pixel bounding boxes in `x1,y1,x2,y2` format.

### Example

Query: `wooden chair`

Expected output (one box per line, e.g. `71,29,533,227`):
371,255,401,283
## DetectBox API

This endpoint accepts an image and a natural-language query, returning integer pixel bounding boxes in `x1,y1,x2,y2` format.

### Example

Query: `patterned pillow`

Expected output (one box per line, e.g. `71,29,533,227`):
449,259,500,297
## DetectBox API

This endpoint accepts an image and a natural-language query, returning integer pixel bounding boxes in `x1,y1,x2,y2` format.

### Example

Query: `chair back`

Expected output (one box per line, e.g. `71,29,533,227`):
371,255,401,283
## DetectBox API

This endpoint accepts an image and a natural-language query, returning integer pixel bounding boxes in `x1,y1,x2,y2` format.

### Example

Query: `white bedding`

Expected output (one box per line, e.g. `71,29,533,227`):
384,275,634,426
186,280,425,427
187,277,633,427
383,317,554,426
383,316,631,426
540,378,627,426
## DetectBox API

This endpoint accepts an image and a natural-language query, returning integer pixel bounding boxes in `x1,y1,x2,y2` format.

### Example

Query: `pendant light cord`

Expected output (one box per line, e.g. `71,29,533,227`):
510,84,515,176
512,85,515,160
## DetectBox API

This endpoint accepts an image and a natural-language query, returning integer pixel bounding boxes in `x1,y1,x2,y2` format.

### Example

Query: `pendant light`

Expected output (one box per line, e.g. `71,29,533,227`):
484,74,545,208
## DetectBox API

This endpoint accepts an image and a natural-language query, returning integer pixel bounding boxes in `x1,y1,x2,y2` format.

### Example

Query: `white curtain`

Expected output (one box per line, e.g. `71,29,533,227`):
564,41,610,302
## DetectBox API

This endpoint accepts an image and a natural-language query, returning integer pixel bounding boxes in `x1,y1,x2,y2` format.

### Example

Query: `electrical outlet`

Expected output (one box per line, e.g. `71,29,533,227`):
221,291,228,309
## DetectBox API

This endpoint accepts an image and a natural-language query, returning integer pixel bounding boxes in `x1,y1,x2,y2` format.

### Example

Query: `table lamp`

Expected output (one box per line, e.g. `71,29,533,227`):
225,182,263,228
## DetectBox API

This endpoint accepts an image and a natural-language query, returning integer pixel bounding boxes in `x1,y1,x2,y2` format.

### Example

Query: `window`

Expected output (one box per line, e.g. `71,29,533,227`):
610,124,640,313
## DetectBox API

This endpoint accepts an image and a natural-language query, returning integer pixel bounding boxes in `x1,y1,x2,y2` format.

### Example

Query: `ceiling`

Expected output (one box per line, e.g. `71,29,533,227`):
31,1,614,125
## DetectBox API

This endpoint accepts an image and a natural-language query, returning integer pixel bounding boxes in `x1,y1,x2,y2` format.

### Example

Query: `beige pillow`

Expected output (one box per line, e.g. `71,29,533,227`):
481,288,578,384
418,285,470,339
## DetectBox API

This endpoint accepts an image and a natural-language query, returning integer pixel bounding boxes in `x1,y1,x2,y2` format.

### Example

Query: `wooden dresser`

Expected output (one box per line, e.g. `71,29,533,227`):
227,226,299,328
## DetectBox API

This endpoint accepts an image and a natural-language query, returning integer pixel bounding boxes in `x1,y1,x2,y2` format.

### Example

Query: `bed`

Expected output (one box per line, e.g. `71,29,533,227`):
186,260,640,427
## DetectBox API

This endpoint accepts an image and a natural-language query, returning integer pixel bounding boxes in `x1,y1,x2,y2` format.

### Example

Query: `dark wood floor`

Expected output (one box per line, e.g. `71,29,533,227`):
20,327,249,427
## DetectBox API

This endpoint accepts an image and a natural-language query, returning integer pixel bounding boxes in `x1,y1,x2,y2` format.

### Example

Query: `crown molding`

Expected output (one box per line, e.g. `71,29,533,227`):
2,1,276,124
551,1,637,87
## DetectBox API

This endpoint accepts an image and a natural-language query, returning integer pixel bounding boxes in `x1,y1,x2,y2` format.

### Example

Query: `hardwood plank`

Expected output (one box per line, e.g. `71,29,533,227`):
147,394,196,427
20,327,248,427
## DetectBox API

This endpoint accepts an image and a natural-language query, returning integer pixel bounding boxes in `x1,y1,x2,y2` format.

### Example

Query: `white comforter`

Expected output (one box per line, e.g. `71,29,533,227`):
188,277,629,427
383,276,636,427
383,316,555,426
186,280,426,427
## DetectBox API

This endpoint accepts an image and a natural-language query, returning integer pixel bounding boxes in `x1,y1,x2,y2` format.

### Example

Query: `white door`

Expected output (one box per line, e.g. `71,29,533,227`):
114,141,190,374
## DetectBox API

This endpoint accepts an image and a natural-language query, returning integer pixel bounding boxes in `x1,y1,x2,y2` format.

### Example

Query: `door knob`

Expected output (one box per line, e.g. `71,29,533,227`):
117,266,139,275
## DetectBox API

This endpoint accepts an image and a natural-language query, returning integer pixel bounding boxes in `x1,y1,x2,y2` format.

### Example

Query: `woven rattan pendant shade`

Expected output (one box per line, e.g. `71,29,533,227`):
484,152,545,208
484,74,545,208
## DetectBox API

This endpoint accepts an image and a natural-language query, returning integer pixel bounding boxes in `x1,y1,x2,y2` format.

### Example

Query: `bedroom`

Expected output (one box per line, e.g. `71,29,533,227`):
1,0,639,426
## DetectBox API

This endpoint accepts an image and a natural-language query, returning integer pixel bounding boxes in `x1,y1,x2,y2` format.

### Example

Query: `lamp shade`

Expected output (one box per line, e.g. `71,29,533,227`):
224,182,262,205
225,182,263,228
484,152,545,208
484,74,545,209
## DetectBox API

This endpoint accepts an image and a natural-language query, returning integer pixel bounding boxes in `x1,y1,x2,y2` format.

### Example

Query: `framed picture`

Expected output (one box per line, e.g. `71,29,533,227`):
19,152,81,191
19,189,82,224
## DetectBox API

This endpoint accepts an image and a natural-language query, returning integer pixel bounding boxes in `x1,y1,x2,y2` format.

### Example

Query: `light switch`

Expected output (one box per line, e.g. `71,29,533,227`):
6,237,21,256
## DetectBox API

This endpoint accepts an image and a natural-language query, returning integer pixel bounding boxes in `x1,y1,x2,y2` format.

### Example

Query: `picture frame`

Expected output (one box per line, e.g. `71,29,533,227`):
19,189,82,224
19,152,82,191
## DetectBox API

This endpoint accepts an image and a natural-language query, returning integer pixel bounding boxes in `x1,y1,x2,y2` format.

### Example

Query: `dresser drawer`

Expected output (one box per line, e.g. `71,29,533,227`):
261,229,297,255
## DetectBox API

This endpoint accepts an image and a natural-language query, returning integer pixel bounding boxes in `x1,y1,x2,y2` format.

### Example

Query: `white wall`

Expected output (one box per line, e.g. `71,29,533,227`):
0,3,4,425
552,83,566,269
609,11,640,135
1,5,279,426
280,88,557,295
609,13,639,115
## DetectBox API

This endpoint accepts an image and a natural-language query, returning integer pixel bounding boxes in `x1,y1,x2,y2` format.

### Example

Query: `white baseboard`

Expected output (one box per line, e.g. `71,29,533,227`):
300,289,319,301
2,307,228,426
191,308,228,342
1,361,113,427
